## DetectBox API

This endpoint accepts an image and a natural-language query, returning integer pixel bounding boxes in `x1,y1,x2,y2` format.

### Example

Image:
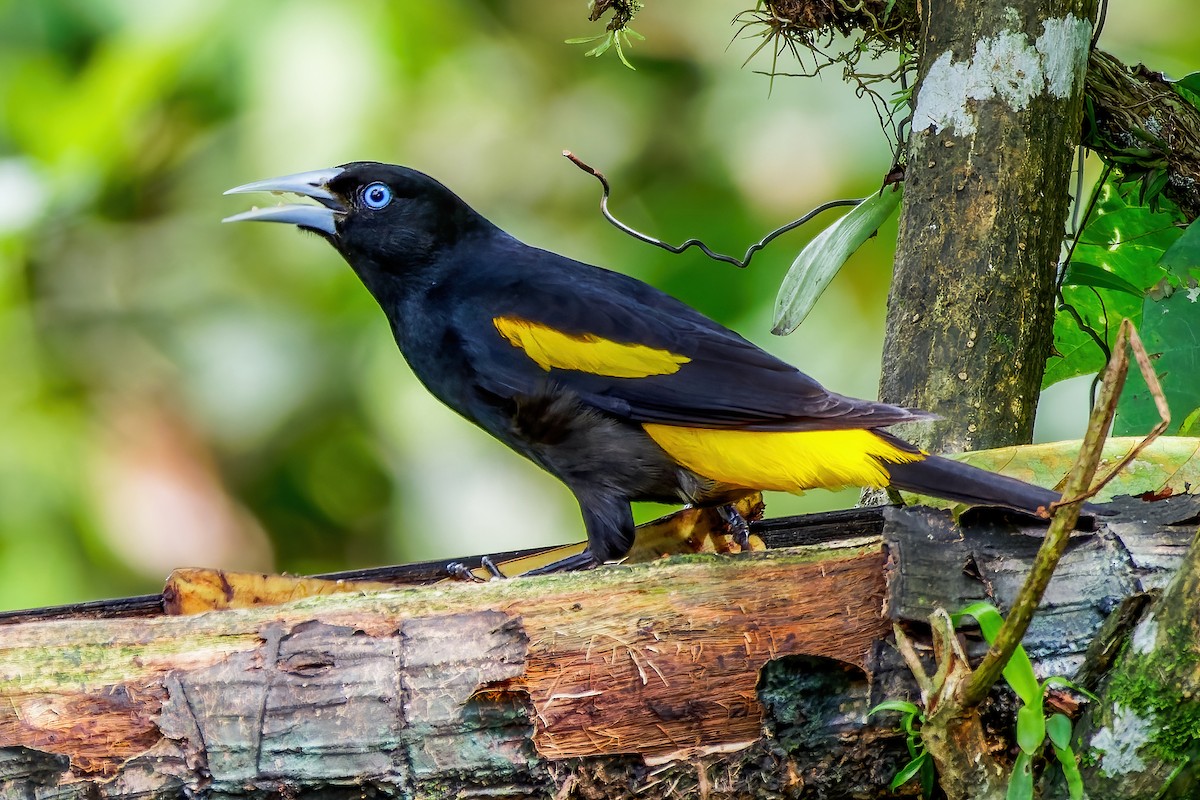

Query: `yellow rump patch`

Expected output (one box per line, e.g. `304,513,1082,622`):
643,424,925,493
494,316,691,378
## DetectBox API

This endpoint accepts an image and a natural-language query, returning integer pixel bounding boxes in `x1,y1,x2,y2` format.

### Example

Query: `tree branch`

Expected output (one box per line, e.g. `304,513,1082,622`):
1085,49,1200,219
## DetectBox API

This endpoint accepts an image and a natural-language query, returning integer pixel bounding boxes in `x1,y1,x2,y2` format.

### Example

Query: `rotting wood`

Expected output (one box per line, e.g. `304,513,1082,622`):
0,496,1196,799
0,495,769,623
0,541,888,797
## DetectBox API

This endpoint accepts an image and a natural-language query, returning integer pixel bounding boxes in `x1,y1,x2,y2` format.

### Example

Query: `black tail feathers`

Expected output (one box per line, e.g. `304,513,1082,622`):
886,454,1113,517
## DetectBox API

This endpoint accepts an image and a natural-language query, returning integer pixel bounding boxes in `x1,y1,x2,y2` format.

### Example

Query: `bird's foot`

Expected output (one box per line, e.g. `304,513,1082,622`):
445,556,508,582
445,561,483,582
717,503,752,551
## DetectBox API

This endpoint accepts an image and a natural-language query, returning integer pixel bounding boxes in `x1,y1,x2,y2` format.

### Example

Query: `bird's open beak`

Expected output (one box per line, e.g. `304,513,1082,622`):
222,167,346,236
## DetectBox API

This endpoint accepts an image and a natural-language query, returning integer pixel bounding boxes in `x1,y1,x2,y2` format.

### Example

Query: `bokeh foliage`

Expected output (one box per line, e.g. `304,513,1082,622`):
0,1,1194,609
0,0,907,609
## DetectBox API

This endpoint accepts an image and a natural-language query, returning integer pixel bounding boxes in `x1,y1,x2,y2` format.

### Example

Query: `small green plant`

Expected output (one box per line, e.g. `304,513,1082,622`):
868,699,936,797
565,0,645,70
955,602,1093,800
873,603,1095,798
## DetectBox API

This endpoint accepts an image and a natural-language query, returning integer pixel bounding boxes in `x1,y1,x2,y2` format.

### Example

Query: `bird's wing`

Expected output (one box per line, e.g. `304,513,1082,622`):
458,256,930,432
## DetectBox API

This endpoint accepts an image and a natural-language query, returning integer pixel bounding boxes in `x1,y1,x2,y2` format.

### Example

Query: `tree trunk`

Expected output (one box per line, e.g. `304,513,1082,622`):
879,0,1098,452
0,497,1194,798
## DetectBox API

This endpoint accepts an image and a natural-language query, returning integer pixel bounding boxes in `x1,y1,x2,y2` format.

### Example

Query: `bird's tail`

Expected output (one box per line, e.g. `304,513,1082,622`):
886,453,1108,516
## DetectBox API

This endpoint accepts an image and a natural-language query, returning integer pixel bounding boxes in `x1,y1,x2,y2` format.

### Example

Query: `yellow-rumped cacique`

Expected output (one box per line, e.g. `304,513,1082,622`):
225,163,1095,573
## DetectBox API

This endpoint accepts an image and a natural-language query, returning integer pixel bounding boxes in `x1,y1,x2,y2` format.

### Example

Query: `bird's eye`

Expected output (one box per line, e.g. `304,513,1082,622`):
361,182,392,209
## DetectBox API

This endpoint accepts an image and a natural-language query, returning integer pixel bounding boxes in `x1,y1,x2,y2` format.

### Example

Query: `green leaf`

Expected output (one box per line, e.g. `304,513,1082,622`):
564,34,606,44
868,699,921,717
1046,712,1073,750
1062,261,1146,296
1180,407,1200,436
585,36,614,58
1076,180,1181,250
1042,309,1108,387
1016,704,1046,754
1140,167,1170,208
1054,745,1085,800
890,751,930,790
920,756,937,799
772,185,902,335
612,35,635,70
955,601,1003,636
1047,172,1184,388
954,603,1041,707
1159,216,1200,280
1115,289,1200,437
1173,72,1200,111
1007,751,1034,800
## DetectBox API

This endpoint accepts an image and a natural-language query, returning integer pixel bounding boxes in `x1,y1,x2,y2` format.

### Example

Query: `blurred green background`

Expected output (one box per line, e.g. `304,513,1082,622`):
0,1,1194,609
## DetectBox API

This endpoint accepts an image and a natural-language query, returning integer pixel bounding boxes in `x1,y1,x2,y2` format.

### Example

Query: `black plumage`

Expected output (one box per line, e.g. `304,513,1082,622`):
225,162,1091,572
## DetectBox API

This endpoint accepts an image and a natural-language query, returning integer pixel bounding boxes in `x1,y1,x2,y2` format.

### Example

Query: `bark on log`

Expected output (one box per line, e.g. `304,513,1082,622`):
0,496,1196,798
1076,527,1200,796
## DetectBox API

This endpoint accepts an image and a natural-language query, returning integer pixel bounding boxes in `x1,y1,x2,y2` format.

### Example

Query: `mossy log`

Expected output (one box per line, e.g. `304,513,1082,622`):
0,496,1196,799
1076,525,1200,796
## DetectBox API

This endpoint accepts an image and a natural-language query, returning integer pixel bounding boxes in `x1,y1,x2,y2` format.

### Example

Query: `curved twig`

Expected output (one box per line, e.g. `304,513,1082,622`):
562,151,863,269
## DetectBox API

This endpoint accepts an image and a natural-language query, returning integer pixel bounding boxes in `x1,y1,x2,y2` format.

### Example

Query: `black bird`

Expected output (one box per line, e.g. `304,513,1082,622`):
225,162,1078,572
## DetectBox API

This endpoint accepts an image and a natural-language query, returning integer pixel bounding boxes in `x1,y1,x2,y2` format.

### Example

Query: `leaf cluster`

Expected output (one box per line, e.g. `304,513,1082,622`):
565,0,645,70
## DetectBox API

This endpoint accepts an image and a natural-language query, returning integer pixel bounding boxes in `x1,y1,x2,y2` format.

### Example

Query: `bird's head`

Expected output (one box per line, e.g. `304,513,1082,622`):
224,162,486,273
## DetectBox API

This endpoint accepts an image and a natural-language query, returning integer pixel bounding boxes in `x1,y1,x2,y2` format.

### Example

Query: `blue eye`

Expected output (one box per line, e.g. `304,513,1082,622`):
361,182,392,209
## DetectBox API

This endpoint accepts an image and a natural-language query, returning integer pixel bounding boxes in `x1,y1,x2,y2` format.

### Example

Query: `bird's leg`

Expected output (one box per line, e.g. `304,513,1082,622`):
519,491,633,576
717,503,752,551
480,556,507,579
520,550,602,575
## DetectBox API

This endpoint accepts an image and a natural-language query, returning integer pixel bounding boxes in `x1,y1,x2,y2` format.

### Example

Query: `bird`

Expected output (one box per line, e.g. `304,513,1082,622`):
224,162,1085,573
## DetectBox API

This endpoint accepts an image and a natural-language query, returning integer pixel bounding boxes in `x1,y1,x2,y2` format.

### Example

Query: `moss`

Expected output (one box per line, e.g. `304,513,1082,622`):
1,634,259,693
1104,623,1200,764
757,655,860,752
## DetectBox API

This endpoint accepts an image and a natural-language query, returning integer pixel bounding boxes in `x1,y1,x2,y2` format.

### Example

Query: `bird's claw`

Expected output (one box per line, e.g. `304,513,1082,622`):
445,561,485,582
718,503,752,551
480,556,508,580
445,556,508,582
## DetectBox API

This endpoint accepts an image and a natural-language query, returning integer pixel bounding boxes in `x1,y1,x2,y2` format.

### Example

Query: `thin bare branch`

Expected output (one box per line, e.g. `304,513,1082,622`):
563,150,863,269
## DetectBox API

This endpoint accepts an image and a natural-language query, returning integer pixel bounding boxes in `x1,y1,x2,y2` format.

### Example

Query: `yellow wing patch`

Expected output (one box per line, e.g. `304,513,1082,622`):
494,316,691,378
643,424,925,493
